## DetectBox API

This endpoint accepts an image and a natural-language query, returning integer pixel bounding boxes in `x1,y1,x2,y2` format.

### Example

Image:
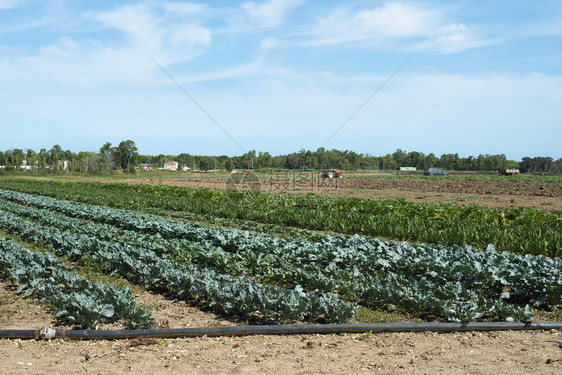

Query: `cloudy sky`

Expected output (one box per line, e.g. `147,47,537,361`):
0,0,560,159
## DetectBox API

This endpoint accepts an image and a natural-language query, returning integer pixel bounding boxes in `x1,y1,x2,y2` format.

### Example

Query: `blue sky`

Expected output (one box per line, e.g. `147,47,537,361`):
0,0,560,159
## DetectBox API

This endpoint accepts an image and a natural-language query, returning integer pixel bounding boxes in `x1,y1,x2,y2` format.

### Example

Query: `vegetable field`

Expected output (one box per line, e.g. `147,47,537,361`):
0,179,560,256
0,182,560,328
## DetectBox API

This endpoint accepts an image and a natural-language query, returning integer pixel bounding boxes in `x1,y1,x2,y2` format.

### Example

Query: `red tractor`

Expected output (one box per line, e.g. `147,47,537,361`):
321,169,343,178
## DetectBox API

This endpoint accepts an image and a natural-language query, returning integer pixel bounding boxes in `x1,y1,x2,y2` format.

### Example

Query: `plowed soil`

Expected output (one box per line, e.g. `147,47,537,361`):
334,178,562,211
344,178,561,196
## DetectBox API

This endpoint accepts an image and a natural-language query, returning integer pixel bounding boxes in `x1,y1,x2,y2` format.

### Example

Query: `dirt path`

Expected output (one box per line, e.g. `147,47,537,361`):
2,329,562,374
1,281,561,374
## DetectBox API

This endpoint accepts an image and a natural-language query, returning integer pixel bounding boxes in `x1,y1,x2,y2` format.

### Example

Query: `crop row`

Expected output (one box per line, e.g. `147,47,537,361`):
0,179,558,256
0,235,154,329
1,190,560,322
0,205,356,323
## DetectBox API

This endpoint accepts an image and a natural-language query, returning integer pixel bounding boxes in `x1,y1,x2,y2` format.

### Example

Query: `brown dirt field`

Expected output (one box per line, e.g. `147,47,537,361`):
1,281,562,374
333,178,562,211
343,178,561,197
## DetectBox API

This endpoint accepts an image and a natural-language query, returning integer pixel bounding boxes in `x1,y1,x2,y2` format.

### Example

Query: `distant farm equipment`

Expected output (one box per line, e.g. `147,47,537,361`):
321,169,343,178
424,168,448,176
498,168,520,176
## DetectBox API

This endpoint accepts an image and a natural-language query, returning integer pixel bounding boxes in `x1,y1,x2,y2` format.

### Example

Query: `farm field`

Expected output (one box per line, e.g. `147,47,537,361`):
154,177,559,211
1,303,561,375
1,177,559,256
18,172,561,211
0,175,561,374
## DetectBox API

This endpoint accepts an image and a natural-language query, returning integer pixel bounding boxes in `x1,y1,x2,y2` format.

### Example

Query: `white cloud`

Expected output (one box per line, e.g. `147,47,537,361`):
306,2,440,44
0,0,24,10
418,23,492,53
353,2,441,38
304,1,491,53
241,0,304,29
168,24,211,46
156,36,279,84
0,2,214,87
90,3,213,59
91,3,162,49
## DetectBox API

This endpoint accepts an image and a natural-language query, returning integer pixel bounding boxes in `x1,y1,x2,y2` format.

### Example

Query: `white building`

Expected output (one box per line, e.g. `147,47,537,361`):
163,161,179,171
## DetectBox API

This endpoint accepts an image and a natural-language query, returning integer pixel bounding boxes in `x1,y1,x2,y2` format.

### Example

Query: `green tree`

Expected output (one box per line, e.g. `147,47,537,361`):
99,142,118,170
11,149,25,168
25,149,37,169
116,140,138,170
407,151,424,169
48,145,63,170
423,153,439,169
37,149,47,169
392,149,408,168
440,153,459,170
520,156,554,173
381,154,397,170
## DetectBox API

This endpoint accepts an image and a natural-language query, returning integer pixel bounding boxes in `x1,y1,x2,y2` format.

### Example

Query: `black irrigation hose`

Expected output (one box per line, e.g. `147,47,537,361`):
1,322,561,340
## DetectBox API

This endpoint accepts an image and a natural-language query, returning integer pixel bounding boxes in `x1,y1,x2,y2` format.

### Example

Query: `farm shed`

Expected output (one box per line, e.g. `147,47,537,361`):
163,161,179,171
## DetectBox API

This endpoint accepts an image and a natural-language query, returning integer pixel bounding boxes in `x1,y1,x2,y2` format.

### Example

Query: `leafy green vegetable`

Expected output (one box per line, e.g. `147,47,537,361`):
0,203,356,323
0,236,154,329
1,189,559,322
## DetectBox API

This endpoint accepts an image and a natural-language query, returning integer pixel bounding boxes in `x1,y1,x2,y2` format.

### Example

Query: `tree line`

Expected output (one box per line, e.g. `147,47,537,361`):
0,141,139,173
1,141,560,173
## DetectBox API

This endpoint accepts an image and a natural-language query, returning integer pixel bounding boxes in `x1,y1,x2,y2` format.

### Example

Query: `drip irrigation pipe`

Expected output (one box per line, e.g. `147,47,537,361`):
1,322,561,340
